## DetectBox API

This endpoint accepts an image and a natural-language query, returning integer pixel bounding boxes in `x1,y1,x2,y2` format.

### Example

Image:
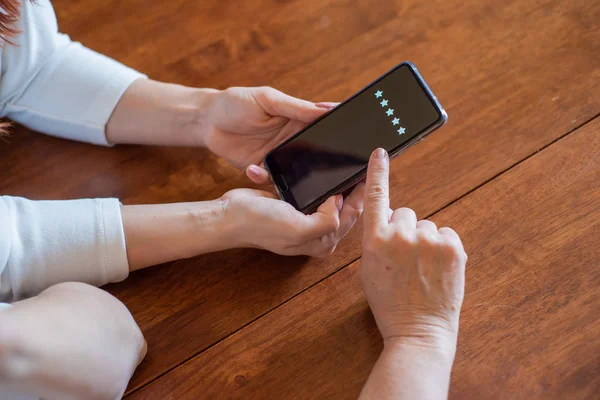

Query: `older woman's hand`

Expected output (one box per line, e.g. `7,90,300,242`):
358,148,467,400
359,148,467,351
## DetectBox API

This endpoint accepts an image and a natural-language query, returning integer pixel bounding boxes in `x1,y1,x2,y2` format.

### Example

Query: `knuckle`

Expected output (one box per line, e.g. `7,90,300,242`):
312,219,339,240
224,86,241,97
418,219,436,228
415,229,437,244
393,230,417,247
439,226,460,240
248,86,271,103
260,86,277,96
368,184,387,197
439,239,463,259
398,207,417,219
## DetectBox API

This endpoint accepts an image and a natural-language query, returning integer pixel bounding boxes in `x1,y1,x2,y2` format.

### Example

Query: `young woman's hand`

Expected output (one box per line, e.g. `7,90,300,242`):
359,148,467,353
221,185,364,257
0,283,146,400
203,86,335,168
107,80,337,176
121,185,362,272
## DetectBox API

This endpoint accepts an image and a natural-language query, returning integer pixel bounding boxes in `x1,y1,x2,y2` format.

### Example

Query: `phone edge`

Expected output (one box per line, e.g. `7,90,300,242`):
264,61,448,213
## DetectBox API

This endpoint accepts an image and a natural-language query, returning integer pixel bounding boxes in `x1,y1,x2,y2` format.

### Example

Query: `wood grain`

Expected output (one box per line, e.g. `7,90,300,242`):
0,0,598,394
130,115,600,400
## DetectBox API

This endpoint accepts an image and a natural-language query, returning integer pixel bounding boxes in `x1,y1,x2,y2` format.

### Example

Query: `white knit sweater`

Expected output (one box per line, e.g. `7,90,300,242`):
0,1,144,304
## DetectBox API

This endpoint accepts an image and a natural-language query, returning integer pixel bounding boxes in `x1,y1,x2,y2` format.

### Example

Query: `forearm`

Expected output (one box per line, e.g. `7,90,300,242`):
121,199,238,271
359,339,456,400
106,79,217,147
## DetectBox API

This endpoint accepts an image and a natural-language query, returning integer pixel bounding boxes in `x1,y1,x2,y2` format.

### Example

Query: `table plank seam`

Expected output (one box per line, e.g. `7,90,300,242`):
419,111,600,222
124,111,600,398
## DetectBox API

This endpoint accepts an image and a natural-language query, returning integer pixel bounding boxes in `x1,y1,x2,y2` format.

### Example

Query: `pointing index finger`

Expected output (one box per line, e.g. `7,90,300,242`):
364,148,390,230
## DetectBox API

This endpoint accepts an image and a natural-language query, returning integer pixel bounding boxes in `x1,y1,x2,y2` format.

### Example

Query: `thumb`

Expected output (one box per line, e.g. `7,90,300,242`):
246,164,271,185
299,195,342,239
257,87,326,123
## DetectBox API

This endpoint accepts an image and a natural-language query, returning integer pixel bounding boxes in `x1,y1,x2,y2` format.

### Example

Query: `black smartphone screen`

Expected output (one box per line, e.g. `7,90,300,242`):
265,62,445,211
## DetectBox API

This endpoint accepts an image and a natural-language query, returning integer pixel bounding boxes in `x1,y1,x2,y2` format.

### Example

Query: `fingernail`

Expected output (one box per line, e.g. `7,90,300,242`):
336,195,343,211
373,148,387,159
248,165,260,176
315,102,337,109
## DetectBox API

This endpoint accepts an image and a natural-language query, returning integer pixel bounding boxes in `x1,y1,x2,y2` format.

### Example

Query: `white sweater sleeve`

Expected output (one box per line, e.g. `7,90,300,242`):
0,197,129,302
0,0,146,145
0,1,140,304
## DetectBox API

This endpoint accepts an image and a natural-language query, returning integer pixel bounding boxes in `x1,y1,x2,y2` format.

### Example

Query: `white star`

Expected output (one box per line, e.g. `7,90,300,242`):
380,99,388,107
375,90,383,98
397,127,406,135
392,118,400,126
386,108,394,116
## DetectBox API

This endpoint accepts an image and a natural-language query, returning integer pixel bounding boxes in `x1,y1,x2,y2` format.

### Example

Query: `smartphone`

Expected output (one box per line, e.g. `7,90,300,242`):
264,61,447,214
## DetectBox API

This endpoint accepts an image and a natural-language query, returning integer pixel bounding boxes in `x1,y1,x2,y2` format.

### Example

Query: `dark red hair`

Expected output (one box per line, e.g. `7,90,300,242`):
0,0,24,44
0,0,27,134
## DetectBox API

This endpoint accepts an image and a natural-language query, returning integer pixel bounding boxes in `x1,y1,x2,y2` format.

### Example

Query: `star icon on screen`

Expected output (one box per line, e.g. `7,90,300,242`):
380,99,388,107
375,90,383,98
386,108,394,116
392,118,400,126
397,127,406,135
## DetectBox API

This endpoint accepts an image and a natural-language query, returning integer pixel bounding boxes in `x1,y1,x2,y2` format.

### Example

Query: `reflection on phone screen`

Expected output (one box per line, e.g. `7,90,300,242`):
266,64,443,211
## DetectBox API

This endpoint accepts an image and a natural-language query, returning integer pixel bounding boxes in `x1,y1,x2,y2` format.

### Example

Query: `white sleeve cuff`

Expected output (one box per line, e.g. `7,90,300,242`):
100,199,130,283
0,197,130,302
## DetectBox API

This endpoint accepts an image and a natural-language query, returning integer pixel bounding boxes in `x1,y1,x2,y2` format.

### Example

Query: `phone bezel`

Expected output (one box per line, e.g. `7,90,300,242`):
263,61,448,213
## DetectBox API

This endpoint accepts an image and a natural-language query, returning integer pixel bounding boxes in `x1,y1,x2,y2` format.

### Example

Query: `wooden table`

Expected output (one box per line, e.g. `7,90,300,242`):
2,0,599,398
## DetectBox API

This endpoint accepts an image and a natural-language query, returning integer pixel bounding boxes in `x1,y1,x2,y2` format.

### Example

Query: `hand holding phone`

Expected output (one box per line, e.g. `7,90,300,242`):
261,62,447,213
220,185,365,257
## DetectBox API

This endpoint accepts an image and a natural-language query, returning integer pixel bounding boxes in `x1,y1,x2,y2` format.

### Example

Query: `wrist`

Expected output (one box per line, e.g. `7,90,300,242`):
383,334,457,364
216,191,270,250
361,336,456,400
382,338,456,388
181,87,220,148
377,312,459,355
214,195,254,250
122,199,236,271
159,85,220,148
107,79,220,147
184,198,240,254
